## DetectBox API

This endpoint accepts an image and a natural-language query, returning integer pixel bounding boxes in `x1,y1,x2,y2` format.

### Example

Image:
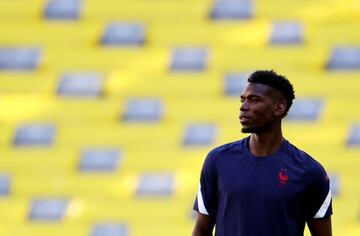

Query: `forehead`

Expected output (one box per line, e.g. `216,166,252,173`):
241,82,273,97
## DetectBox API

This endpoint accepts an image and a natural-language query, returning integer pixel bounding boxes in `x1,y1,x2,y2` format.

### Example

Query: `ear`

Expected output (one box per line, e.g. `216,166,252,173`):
274,100,287,117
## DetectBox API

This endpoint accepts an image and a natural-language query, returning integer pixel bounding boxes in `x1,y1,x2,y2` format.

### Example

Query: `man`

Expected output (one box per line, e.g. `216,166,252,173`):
192,70,332,236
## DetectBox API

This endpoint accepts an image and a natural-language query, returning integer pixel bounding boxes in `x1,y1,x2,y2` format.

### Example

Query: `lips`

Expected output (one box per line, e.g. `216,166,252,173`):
239,115,252,124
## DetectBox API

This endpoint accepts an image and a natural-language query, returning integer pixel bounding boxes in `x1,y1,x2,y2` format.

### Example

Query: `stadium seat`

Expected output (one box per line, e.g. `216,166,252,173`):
0,174,10,196
100,22,146,46
326,46,360,70
210,0,253,20
224,72,249,97
286,99,324,121
121,98,164,122
347,124,360,146
269,22,303,45
13,123,56,147
330,174,340,197
183,123,217,146
29,198,69,221
170,47,209,72
44,0,82,20
57,72,104,97
0,47,41,71
78,148,121,172
136,173,174,197
91,222,129,236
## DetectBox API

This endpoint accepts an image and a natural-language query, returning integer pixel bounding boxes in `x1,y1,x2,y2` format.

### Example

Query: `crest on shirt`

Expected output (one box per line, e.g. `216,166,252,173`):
278,168,288,187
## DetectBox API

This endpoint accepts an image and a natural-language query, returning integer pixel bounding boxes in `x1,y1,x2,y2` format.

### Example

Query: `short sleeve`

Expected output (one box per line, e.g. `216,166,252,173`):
193,150,219,217
304,164,333,219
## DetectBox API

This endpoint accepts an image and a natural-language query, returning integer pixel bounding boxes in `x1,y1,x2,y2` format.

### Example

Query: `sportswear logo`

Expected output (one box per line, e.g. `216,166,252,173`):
278,168,288,187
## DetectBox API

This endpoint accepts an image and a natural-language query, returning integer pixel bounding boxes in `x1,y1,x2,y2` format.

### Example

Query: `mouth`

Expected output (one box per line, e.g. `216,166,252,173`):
239,116,251,124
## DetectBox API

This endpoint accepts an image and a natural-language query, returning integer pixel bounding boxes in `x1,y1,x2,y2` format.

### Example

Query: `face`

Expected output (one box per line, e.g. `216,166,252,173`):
239,83,286,134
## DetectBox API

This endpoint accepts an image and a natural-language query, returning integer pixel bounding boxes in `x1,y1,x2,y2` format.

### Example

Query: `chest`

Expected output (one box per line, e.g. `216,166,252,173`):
217,156,307,203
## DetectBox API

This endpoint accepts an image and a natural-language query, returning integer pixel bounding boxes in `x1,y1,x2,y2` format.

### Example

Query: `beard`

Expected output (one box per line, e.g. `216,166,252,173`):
241,122,272,134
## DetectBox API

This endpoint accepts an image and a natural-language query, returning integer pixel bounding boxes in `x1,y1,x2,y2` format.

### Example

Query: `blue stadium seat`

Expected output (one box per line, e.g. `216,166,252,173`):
170,47,209,72
100,23,145,46
136,173,174,197
329,174,339,197
78,148,121,172
190,209,198,220
91,222,129,236
29,198,69,221
121,98,163,122
347,124,360,146
183,123,217,146
210,0,253,20
13,123,56,147
44,0,82,20
269,22,303,45
0,174,10,196
224,72,248,97
326,46,360,70
57,72,104,97
0,47,41,71
286,99,324,121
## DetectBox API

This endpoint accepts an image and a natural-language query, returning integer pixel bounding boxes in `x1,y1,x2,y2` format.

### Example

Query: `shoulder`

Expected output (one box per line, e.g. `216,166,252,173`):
206,139,244,159
286,141,328,179
200,139,244,176
203,139,244,166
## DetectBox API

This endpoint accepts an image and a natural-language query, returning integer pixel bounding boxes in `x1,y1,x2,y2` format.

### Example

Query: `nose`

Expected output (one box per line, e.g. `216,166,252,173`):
240,99,249,112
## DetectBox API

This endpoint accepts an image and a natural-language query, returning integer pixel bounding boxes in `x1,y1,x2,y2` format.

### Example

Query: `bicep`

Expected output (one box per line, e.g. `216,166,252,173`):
307,216,332,236
192,212,215,236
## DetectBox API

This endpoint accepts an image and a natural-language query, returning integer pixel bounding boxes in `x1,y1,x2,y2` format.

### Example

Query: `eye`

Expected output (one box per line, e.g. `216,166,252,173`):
250,97,259,102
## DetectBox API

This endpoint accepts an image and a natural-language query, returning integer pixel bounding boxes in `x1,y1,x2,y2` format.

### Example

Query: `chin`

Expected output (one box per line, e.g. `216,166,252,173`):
241,126,254,133
241,125,268,134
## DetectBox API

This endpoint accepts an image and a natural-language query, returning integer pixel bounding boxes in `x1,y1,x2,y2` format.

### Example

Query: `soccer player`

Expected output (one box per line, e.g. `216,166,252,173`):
192,70,332,236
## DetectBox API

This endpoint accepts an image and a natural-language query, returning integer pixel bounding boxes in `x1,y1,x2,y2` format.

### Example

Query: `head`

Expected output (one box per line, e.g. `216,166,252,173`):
239,70,295,134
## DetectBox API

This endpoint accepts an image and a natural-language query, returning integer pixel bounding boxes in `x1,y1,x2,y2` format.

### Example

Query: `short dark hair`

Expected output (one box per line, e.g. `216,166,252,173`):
248,70,295,116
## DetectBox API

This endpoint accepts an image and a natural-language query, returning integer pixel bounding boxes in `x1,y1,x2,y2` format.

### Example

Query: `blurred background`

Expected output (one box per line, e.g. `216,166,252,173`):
0,0,359,235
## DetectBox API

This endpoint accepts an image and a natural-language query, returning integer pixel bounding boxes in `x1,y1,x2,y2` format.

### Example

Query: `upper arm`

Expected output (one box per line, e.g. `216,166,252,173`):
192,151,218,236
304,163,333,235
304,164,333,219
307,216,332,236
193,150,219,216
192,212,215,236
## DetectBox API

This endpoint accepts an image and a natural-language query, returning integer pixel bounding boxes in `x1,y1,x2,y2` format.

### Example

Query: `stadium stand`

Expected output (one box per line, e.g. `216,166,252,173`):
327,46,360,70
0,173,11,196
183,123,218,147
57,72,104,97
91,222,129,236
0,47,42,71
13,123,56,147
347,124,360,146
224,72,249,97
269,21,304,45
0,0,359,235
286,98,324,121
121,98,164,122
78,148,121,172
329,173,340,197
44,0,83,21
136,172,175,197
170,47,209,72
29,198,69,221
210,0,254,20
100,22,146,46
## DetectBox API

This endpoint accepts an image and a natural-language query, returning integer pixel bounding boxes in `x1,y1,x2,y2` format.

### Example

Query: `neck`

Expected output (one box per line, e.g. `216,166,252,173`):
248,126,284,157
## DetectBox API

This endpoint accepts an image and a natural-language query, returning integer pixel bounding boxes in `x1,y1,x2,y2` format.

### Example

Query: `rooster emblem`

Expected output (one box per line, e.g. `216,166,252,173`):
278,168,288,187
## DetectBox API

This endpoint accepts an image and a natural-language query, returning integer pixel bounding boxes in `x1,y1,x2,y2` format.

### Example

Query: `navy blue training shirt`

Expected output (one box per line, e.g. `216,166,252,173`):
193,137,332,236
